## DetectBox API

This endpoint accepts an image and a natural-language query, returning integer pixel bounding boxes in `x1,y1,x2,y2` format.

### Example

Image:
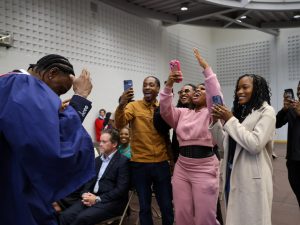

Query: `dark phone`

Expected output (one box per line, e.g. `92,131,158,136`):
284,89,294,100
212,95,223,105
123,80,133,91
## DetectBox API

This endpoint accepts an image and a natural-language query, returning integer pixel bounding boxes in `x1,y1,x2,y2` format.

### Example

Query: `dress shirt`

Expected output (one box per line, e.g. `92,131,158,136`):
93,150,117,193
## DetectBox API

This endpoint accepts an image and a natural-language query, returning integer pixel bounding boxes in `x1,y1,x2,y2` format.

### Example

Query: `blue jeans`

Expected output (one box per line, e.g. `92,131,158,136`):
131,161,174,225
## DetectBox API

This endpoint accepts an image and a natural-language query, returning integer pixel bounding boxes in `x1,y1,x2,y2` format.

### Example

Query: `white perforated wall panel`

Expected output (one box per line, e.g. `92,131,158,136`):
216,41,271,86
288,34,300,81
167,32,209,85
0,0,160,75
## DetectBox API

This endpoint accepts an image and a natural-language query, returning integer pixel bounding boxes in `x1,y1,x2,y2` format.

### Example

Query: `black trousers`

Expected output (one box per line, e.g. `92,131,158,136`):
59,200,125,225
131,161,174,225
286,160,300,207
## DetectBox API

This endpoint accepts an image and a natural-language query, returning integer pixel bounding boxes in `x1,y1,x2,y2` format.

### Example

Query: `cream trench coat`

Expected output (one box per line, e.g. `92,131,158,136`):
209,102,275,225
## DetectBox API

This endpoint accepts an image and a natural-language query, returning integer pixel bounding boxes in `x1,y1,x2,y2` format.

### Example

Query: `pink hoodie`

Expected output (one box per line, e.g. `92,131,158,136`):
159,67,223,147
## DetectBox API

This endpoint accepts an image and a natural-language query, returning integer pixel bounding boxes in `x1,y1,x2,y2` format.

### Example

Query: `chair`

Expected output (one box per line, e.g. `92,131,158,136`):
95,190,135,225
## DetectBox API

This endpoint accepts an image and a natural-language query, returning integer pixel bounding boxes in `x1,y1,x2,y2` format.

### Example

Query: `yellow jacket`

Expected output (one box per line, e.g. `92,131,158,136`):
115,99,169,163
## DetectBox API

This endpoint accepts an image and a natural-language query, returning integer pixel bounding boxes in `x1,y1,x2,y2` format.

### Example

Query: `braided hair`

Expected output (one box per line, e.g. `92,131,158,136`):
232,74,271,120
32,54,75,75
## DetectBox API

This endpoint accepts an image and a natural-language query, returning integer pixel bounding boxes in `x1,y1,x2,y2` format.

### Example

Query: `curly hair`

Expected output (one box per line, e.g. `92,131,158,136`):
232,74,271,120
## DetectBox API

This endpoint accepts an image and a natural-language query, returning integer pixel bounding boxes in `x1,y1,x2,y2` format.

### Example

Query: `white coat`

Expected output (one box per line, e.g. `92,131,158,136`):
210,102,275,225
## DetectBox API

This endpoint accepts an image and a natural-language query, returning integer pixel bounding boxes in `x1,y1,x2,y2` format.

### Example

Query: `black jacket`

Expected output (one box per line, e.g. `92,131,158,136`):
276,108,300,161
82,151,130,204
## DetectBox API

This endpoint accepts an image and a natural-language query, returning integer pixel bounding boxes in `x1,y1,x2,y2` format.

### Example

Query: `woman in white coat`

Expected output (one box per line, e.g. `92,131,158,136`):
209,74,275,225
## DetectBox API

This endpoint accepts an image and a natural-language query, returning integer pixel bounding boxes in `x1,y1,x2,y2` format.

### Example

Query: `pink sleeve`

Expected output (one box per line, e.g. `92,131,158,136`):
203,67,223,113
159,86,180,129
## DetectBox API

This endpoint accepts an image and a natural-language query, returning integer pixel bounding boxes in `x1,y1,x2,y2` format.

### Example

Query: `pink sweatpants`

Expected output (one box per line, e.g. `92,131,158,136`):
172,155,220,225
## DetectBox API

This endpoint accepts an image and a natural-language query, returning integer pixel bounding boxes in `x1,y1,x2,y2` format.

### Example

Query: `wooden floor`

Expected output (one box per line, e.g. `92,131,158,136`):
112,143,300,225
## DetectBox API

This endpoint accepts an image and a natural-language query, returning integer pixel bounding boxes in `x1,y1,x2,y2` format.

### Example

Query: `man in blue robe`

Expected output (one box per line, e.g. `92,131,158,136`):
0,54,95,225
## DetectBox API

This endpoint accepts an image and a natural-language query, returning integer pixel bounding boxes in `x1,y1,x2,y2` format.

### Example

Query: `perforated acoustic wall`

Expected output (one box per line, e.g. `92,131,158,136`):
167,32,209,85
288,34,300,81
0,0,160,75
216,41,271,86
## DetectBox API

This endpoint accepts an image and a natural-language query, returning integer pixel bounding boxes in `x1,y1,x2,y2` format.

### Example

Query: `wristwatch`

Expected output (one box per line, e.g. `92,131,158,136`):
95,196,101,203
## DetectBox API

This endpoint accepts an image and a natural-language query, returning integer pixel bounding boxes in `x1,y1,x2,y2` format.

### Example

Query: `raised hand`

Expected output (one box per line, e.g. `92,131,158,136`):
72,69,93,98
119,88,134,107
165,71,183,88
194,48,209,70
291,100,300,116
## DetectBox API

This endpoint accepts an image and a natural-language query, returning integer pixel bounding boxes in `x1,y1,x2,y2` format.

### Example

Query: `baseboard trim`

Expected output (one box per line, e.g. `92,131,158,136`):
274,140,287,144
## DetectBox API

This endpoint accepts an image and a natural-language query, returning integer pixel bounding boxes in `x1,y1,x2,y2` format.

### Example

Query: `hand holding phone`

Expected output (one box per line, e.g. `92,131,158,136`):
212,95,223,105
169,59,182,83
122,80,134,104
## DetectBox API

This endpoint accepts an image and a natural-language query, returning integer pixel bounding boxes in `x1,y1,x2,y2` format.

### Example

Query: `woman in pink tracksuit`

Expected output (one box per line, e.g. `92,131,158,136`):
159,49,222,225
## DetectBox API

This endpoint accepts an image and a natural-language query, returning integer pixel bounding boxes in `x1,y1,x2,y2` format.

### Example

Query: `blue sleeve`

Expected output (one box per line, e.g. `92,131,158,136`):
0,74,95,203
69,95,92,122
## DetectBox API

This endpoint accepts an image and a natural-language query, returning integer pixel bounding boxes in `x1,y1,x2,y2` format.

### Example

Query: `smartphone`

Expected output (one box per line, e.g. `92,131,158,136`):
169,59,181,72
123,80,133,91
169,59,182,83
284,89,294,100
212,95,223,105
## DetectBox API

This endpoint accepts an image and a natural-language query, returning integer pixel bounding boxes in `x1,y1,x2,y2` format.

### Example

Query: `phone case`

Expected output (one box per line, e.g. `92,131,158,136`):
169,59,181,72
169,59,182,83
124,80,133,91
212,95,223,105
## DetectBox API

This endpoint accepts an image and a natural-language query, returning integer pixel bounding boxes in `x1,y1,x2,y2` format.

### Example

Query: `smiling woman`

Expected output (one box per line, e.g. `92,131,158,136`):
159,48,223,225
118,127,131,159
210,74,275,225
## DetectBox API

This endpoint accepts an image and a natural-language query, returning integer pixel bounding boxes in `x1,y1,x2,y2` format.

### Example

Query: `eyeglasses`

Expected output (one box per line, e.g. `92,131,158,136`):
178,89,191,95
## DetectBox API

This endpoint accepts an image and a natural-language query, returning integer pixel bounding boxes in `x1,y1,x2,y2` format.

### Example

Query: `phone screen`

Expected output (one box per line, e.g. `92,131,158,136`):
212,95,223,105
124,80,133,91
284,89,294,100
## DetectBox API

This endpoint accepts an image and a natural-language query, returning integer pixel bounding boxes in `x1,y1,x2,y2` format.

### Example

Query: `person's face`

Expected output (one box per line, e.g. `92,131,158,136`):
43,67,73,96
192,84,206,106
99,110,105,117
99,133,117,155
236,76,253,105
120,128,130,145
178,85,194,105
143,77,160,102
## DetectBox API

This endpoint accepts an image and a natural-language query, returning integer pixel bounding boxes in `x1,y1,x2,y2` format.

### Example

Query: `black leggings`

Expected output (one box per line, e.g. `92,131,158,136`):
287,160,300,207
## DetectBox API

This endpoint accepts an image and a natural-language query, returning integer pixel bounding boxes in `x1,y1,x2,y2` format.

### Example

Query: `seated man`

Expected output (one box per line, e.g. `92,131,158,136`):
59,129,130,225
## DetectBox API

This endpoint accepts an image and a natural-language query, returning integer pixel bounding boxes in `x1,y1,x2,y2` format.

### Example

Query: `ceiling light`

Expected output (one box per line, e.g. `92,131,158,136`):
240,15,247,19
180,3,189,11
236,19,242,23
294,14,300,19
